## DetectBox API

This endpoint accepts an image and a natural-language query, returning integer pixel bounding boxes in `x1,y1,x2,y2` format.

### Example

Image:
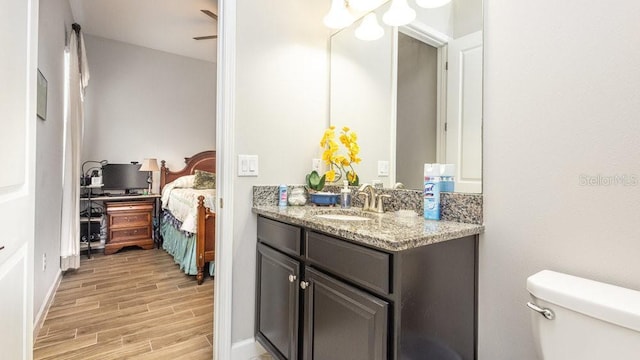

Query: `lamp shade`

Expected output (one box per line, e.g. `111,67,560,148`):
355,13,384,41
323,0,354,29
382,0,416,26
139,158,160,172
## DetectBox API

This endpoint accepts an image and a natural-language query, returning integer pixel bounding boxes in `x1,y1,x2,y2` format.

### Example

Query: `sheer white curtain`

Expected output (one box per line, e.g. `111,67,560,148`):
60,25,90,270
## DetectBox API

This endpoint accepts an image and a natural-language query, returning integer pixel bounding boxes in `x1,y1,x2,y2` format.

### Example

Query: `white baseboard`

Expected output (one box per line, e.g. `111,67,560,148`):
231,338,266,359
33,269,62,341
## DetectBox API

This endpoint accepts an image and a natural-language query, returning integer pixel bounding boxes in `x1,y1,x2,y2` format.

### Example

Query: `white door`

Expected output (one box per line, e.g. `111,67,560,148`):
0,0,38,358
446,31,483,194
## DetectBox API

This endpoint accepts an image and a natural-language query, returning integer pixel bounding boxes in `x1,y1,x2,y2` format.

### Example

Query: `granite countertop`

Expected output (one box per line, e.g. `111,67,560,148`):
252,205,484,252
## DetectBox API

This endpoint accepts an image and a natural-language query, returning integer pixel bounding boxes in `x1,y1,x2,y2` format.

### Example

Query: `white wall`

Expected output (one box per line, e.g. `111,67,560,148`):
34,0,73,318
453,0,482,38
82,35,216,190
232,0,330,344
481,1,640,359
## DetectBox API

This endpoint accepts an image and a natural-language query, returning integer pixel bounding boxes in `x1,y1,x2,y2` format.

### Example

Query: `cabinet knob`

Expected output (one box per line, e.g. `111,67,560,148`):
300,281,309,290
288,274,297,283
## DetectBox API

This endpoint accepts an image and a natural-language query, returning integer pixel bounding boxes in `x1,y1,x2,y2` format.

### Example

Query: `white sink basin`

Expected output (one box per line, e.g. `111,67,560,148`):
314,214,372,221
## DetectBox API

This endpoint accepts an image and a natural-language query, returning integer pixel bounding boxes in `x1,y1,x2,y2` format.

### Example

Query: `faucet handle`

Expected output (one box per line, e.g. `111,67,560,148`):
376,194,391,213
358,192,370,210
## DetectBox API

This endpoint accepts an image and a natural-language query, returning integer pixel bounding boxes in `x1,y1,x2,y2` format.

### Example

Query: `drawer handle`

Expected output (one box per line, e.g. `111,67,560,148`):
0,245,5,251
300,281,309,290
288,274,297,283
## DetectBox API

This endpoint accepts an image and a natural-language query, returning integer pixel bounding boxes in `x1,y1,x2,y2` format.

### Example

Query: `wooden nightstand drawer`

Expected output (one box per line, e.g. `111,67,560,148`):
110,226,150,242
106,202,153,213
109,212,150,228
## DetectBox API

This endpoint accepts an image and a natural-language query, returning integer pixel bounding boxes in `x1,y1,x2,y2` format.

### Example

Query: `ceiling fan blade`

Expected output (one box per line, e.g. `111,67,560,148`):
193,35,218,40
201,9,218,20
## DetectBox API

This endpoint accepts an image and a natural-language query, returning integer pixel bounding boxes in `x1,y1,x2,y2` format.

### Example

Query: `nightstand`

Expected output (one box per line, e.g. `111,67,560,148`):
105,200,154,255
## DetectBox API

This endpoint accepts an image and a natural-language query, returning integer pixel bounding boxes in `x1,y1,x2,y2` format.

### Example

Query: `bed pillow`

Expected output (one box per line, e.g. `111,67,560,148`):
193,170,216,189
173,175,196,188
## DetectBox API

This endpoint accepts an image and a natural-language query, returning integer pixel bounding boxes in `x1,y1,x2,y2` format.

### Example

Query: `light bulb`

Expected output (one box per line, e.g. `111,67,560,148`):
355,13,384,41
415,0,452,9
382,0,416,27
324,0,355,29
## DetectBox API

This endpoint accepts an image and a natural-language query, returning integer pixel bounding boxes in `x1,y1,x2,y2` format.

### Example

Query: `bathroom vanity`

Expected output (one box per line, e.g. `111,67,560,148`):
253,206,483,360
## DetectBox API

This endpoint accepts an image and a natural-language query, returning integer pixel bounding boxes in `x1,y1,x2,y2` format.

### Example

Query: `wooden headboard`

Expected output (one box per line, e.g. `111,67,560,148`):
159,150,216,191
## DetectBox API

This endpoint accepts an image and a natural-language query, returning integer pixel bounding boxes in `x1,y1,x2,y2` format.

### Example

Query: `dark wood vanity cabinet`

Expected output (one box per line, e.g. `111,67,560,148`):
257,243,300,360
302,267,388,360
256,215,478,360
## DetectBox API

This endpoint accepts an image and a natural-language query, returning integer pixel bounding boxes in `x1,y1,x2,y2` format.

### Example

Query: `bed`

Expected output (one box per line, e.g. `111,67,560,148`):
159,150,216,284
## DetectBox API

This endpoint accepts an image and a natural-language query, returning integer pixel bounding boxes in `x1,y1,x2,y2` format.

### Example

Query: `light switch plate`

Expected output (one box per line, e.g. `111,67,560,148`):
238,155,259,176
312,158,321,172
378,161,389,176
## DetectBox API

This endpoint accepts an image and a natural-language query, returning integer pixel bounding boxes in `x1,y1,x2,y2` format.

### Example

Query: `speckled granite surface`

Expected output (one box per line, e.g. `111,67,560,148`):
252,205,483,252
441,192,483,224
253,185,483,225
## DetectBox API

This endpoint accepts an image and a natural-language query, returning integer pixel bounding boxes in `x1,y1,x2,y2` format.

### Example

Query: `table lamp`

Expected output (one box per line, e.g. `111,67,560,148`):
139,158,160,194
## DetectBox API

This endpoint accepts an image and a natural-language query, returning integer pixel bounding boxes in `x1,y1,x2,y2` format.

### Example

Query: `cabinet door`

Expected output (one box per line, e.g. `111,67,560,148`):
303,268,388,360
257,243,300,360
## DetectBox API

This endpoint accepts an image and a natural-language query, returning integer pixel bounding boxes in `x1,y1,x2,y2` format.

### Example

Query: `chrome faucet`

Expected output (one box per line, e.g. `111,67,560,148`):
357,184,390,213
358,183,376,211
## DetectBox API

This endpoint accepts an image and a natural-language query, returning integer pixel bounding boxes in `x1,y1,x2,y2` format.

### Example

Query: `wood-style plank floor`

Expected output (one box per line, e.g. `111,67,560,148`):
33,248,213,360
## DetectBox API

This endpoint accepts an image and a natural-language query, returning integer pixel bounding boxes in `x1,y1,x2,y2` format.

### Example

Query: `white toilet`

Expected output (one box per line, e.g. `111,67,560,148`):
527,270,640,359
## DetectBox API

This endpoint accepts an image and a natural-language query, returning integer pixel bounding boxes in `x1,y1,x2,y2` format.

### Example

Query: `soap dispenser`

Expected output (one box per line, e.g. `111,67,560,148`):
340,180,352,209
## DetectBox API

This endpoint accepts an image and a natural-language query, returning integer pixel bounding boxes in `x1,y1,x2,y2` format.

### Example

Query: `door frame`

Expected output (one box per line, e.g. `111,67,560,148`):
392,25,450,185
213,0,236,359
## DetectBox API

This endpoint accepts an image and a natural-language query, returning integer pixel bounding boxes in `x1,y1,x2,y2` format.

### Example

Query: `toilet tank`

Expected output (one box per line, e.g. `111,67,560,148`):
527,270,640,360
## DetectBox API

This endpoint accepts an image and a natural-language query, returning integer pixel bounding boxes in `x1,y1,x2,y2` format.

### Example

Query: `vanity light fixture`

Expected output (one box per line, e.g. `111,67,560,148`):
324,0,355,29
355,13,384,41
382,0,416,27
415,0,452,9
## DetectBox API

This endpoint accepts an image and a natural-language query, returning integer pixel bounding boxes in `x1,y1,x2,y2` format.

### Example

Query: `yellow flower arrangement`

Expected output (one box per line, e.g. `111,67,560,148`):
320,126,361,185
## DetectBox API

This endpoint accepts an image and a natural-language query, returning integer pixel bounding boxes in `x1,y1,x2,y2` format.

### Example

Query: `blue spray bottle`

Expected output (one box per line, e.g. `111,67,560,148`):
423,164,441,220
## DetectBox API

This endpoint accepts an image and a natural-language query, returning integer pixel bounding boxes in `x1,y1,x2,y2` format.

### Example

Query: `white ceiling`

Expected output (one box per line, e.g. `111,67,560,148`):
69,0,218,63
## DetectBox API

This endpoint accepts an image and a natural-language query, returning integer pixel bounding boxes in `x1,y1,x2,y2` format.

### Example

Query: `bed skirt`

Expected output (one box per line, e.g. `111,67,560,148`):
160,211,214,277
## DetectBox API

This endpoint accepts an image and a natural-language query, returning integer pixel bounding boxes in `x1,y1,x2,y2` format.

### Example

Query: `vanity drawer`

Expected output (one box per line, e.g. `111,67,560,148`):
257,216,302,257
306,231,391,295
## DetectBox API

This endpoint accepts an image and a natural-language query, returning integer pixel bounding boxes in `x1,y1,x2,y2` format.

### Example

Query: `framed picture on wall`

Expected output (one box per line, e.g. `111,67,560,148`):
37,69,48,120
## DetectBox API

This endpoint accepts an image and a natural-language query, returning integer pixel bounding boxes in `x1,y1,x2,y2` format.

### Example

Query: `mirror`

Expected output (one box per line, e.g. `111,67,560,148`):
329,0,483,193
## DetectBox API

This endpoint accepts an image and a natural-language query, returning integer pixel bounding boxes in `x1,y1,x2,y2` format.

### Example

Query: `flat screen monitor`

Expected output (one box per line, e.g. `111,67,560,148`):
101,163,148,193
